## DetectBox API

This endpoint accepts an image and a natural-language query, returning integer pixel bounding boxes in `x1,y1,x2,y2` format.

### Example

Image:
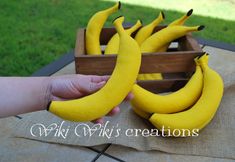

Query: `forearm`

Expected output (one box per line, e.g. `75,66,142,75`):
0,77,51,117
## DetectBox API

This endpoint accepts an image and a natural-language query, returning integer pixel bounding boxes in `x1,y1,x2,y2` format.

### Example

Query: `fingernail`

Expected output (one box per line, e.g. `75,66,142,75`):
108,107,120,116
96,118,104,124
98,81,106,86
129,93,134,100
96,81,106,89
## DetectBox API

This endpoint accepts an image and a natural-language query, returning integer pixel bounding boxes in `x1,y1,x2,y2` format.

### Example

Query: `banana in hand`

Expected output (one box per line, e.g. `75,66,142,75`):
48,16,141,122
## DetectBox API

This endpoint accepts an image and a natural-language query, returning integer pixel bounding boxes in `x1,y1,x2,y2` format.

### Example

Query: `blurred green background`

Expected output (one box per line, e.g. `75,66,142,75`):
0,0,234,76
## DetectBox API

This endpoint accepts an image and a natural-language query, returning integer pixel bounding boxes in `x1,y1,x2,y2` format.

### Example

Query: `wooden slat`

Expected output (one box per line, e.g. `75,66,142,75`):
186,34,203,52
75,29,85,57
137,79,188,93
75,52,202,75
162,72,186,79
100,27,131,45
178,34,203,52
140,52,201,73
100,27,117,45
178,36,188,51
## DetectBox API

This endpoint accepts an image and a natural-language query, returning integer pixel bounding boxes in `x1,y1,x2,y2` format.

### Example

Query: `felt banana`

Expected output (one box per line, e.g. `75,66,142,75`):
104,19,142,54
158,9,193,52
137,73,163,81
86,2,121,55
169,9,193,26
149,54,224,135
48,16,141,122
135,12,164,81
138,13,198,81
131,59,203,114
141,25,205,53
134,11,165,45
132,105,151,119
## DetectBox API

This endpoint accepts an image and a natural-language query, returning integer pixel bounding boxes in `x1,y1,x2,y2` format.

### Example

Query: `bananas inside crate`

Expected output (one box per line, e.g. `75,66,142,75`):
74,26,203,93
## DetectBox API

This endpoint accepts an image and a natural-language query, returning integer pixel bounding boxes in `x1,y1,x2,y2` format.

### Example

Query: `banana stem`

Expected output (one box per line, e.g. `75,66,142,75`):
169,9,193,26
126,20,142,34
151,11,165,27
186,25,204,32
187,9,193,16
198,53,209,70
103,1,121,15
113,16,125,36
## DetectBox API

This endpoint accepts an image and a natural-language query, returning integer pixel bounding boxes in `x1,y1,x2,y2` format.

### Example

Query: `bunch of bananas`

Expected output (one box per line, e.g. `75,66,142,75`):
85,2,204,81
133,54,224,136
47,2,224,137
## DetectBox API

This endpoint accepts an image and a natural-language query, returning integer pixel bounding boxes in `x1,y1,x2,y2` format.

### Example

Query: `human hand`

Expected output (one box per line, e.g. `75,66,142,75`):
49,74,133,123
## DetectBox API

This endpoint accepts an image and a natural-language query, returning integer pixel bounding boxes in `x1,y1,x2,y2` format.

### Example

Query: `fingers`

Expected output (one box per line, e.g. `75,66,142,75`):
90,75,110,83
92,118,104,124
88,81,106,93
107,106,120,116
92,106,120,124
125,92,134,100
51,96,66,101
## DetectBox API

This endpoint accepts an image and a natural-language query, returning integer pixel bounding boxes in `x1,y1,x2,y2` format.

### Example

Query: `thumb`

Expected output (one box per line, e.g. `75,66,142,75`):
88,81,106,93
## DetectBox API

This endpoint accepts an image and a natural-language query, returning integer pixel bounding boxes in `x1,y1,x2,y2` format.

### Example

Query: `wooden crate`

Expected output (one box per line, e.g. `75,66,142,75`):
74,26,203,93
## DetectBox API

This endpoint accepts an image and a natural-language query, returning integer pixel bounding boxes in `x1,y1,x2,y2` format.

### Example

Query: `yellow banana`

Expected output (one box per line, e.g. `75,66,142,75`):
131,59,203,114
138,15,199,81
141,25,205,53
169,9,193,26
149,54,224,136
104,19,142,54
135,12,164,81
137,73,162,80
136,74,145,80
134,11,165,45
48,16,141,122
158,9,193,52
86,2,121,55
132,104,151,119
137,74,163,80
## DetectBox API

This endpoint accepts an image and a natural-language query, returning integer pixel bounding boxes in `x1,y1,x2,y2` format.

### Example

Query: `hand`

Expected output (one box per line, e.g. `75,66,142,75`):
49,74,133,123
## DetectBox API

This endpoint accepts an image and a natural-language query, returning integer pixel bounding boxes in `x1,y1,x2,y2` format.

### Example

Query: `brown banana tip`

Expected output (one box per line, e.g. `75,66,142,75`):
161,11,165,19
149,113,155,120
198,25,205,31
198,54,204,59
46,101,52,111
112,15,124,23
139,19,143,25
198,53,208,59
118,1,121,9
187,9,193,16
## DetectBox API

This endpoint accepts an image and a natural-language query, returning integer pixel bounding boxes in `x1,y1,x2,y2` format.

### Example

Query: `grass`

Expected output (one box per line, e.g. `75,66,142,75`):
0,0,235,76
105,0,235,21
